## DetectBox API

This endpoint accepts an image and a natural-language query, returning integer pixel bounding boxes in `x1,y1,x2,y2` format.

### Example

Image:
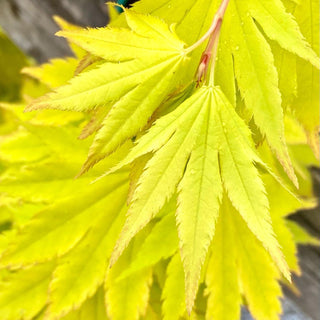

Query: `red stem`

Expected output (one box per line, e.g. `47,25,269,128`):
189,0,230,86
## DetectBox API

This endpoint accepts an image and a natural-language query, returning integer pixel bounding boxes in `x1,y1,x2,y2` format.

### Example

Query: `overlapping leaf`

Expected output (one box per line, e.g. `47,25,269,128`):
0,169,128,267
27,9,189,173
107,85,289,311
59,288,108,320
118,205,179,279
205,197,241,320
0,112,131,319
22,58,79,89
0,0,319,319
25,0,319,181
130,0,319,185
47,200,127,319
105,237,152,320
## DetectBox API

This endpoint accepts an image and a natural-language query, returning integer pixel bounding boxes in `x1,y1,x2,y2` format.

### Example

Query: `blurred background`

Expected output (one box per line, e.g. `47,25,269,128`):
0,0,110,62
0,0,319,319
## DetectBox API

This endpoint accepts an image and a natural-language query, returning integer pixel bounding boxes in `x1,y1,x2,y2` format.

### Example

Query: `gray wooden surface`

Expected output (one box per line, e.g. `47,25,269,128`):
0,1,319,319
0,0,109,62
288,167,320,319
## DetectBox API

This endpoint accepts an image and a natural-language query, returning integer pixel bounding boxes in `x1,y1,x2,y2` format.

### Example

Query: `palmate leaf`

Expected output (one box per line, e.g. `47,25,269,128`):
130,0,319,185
0,132,130,236
25,0,319,180
107,85,289,311
225,0,305,186
0,110,129,223
0,130,92,226
27,9,189,173
1,0,319,319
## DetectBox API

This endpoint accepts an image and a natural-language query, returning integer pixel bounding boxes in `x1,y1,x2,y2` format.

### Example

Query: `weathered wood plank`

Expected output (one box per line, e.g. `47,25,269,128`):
284,245,320,320
0,0,109,62
284,167,320,319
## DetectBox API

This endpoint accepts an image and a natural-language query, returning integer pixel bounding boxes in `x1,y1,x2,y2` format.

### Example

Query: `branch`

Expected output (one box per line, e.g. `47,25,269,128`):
185,0,230,54
185,0,230,86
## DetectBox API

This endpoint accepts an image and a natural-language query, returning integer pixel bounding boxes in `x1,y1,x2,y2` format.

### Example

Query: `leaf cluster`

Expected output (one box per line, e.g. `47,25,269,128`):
0,1,319,319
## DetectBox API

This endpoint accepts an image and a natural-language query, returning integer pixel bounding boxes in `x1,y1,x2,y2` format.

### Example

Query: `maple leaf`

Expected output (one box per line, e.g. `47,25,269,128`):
0,105,127,215
221,0,318,186
107,85,289,311
129,0,319,186
25,0,319,185
26,9,189,173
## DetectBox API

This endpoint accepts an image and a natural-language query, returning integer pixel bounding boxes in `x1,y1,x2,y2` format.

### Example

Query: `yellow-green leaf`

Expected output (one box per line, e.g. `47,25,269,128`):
0,262,55,320
110,88,209,266
106,240,152,320
177,95,222,312
47,198,127,319
230,199,283,320
0,172,128,267
213,88,290,280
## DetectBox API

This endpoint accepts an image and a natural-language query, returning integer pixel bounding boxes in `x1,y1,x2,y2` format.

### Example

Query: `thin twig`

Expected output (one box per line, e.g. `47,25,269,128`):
208,19,222,86
192,0,230,86
185,0,230,54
